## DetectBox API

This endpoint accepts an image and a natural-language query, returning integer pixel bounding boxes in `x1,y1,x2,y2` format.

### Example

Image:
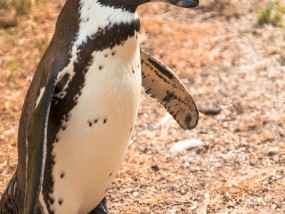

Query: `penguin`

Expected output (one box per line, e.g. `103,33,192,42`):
0,0,199,213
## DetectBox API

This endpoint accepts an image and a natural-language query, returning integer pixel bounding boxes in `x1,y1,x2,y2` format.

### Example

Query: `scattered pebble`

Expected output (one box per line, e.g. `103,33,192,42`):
170,139,203,154
199,106,222,116
267,147,279,156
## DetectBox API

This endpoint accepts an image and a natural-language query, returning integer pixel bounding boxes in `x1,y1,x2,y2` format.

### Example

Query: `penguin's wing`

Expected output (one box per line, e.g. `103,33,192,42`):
25,70,58,214
140,49,199,130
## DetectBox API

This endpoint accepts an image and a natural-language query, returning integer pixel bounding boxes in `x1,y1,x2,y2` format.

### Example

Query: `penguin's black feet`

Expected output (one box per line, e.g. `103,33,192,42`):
88,197,109,214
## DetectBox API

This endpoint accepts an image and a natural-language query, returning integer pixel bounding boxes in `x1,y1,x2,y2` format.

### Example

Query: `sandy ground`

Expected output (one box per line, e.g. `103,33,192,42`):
0,0,284,213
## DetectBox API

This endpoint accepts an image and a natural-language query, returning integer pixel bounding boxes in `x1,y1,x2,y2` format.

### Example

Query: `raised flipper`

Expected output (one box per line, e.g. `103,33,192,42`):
140,49,199,130
25,68,60,214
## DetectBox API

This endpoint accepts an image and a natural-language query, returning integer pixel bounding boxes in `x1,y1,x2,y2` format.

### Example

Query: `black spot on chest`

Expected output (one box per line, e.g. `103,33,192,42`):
60,172,65,179
50,197,55,205
58,199,63,206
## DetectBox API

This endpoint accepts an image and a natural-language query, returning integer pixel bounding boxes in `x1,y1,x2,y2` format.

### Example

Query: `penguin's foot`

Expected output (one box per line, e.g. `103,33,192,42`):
88,197,109,214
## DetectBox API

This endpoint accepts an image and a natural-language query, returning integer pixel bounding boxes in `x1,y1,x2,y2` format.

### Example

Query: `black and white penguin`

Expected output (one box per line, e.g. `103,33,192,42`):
0,0,199,213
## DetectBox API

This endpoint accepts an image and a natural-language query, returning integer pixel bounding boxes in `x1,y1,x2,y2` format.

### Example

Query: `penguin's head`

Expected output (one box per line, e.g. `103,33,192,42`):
98,0,199,12
148,0,199,8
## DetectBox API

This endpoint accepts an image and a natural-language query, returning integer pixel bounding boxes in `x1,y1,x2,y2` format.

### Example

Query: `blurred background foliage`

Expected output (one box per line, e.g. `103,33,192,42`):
258,0,285,27
0,0,42,29
0,0,39,14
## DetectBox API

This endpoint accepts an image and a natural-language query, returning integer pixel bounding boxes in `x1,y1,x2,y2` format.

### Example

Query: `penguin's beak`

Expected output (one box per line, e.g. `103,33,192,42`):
151,0,199,8
169,0,199,8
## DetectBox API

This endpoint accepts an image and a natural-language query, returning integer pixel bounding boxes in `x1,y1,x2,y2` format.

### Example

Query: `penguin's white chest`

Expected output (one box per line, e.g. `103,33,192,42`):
45,39,141,213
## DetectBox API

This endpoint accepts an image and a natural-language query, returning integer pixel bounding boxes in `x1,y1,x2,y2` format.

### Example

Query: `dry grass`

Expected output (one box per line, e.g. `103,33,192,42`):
0,0,284,213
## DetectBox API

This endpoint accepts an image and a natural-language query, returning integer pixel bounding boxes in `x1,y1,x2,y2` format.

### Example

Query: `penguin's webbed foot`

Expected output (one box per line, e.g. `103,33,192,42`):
88,197,109,214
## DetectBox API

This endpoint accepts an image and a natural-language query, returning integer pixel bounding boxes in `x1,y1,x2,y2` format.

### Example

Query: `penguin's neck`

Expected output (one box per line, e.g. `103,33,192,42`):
53,0,140,52
76,0,140,48
71,0,140,68
50,0,141,99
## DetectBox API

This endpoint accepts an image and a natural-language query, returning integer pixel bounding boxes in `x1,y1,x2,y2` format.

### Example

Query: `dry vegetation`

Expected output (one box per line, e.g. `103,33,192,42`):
0,0,284,213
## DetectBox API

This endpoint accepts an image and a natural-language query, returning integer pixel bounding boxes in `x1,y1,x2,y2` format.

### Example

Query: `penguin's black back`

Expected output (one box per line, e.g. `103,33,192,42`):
1,0,80,212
